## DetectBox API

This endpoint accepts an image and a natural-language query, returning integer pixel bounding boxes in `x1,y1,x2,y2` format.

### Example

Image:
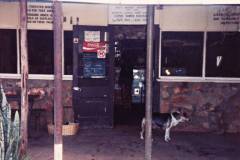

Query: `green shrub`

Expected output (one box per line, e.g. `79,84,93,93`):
0,85,20,160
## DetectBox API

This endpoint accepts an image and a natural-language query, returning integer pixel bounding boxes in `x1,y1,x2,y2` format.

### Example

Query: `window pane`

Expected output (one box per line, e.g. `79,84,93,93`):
64,31,73,75
0,29,17,73
28,30,53,74
206,32,240,77
161,32,203,77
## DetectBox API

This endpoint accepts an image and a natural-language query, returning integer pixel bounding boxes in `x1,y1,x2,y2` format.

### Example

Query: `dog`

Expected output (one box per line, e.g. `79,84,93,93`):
140,109,189,142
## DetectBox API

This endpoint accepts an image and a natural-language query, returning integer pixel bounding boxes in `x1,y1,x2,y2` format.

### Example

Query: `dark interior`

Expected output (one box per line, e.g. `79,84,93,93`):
113,35,146,126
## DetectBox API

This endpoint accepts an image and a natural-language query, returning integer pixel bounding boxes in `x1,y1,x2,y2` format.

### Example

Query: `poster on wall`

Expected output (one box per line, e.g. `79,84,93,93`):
108,5,147,25
84,31,100,42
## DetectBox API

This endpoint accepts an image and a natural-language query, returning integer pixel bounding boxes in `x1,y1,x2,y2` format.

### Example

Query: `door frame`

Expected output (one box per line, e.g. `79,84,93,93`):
72,25,115,127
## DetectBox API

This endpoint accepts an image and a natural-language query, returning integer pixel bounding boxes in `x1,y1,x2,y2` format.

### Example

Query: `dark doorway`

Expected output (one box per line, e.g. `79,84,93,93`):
112,26,147,126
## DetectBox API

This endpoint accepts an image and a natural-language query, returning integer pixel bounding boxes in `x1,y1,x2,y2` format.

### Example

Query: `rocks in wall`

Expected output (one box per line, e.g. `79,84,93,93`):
0,79,73,128
160,82,240,133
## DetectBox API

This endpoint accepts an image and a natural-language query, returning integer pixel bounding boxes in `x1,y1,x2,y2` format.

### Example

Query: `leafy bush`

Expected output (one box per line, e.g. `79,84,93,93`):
0,86,20,160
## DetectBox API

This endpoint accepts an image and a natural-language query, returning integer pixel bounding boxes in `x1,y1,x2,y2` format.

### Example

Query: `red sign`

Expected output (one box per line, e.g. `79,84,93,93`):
83,41,108,53
97,48,106,59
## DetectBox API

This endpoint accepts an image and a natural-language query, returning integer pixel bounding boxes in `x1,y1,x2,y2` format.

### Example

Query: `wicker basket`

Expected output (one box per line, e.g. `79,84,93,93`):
47,123,79,136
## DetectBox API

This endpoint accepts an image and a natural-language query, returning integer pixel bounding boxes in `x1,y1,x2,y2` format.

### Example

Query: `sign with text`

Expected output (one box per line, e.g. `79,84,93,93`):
208,6,240,31
83,41,108,58
27,3,53,25
108,5,147,25
84,31,101,42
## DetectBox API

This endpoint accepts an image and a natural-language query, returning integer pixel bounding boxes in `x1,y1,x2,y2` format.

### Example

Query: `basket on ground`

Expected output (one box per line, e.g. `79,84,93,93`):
47,123,79,136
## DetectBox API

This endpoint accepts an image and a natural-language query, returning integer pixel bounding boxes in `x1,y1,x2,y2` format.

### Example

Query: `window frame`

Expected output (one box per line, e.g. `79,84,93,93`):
157,29,240,83
0,28,19,75
0,27,240,83
0,28,73,80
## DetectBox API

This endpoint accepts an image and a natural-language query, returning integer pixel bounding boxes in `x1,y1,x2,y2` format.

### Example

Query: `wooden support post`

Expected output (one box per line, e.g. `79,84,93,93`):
20,0,29,156
53,1,63,160
145,5,154,160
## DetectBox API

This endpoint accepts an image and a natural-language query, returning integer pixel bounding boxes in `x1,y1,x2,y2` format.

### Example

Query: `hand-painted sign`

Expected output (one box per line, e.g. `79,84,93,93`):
27,3,53,24
109,5,147,25
83,53,106,78
208,6,240,30
212,6,240,25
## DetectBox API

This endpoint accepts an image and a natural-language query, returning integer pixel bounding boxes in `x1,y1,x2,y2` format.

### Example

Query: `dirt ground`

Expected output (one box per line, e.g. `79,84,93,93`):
28,126,240,160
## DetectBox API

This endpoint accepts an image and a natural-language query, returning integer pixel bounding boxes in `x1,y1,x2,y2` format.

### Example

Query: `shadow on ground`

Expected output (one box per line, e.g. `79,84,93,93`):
29,126,240,160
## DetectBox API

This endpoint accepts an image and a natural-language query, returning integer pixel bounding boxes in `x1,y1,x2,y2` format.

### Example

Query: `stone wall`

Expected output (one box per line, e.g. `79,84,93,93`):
0,79,73,128
159,82,240,133
1,79,240,133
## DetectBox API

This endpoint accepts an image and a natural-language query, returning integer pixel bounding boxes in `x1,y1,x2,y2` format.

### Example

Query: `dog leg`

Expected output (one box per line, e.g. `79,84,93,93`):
164,127,171,142
140,118,145,140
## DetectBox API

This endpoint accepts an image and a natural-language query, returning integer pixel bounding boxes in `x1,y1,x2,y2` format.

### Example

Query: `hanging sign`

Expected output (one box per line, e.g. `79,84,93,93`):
84,31,101,42
83,41,108,58
108,5,147,25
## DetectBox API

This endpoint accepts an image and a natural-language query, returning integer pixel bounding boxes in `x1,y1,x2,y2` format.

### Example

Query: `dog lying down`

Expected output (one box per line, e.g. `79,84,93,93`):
140,110,190,142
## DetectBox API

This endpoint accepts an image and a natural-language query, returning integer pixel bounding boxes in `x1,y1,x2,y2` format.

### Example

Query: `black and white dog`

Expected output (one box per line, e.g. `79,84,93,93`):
140,110,189,142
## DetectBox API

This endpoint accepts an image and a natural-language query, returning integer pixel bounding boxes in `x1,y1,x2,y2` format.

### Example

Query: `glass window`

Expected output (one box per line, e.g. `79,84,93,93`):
64,31,73,75
161,32,203,77
206,32,240,77
28,30,53,74
0,29,17,73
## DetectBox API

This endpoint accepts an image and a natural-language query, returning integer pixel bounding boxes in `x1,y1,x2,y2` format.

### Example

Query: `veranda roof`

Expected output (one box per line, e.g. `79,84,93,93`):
60,0,240,5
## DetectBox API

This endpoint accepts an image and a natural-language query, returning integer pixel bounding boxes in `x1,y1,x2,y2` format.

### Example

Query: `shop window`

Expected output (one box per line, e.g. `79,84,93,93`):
64,31,73,75
28,30,53,74
161,32,203,77
206,32,240,78
0,29,17,73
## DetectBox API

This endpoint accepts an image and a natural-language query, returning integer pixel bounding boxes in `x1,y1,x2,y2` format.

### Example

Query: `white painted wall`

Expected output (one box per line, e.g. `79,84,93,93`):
0,2,239,31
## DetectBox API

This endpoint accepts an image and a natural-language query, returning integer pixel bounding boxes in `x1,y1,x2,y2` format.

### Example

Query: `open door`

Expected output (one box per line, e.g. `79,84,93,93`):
72,25,114,128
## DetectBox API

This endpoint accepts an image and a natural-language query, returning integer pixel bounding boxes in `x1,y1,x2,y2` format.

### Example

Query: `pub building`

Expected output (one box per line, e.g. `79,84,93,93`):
0,1,240,134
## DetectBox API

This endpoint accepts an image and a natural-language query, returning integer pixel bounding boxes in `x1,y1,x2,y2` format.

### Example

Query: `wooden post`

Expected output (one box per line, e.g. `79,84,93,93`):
145,5,154,160
53,1,63,160
20,0,29,156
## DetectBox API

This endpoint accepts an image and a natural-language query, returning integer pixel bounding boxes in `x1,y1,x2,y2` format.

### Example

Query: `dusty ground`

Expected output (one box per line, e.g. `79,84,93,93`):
28,126,240,160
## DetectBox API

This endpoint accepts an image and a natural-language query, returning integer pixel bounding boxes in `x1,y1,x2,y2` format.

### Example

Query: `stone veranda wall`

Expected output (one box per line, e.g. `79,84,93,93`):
0,79,73,129
160,82,240,133
1,79,240,133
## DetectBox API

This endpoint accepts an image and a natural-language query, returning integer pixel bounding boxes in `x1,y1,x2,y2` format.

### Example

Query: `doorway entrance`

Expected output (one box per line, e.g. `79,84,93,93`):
72,25,159,127
72,25,114,128
112,26,147,125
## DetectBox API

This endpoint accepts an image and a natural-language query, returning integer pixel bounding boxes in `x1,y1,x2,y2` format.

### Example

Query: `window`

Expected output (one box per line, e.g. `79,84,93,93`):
28,30,53,74
0,29,17,73
206,32,240,78
64,31,73,75
161,32,204,77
